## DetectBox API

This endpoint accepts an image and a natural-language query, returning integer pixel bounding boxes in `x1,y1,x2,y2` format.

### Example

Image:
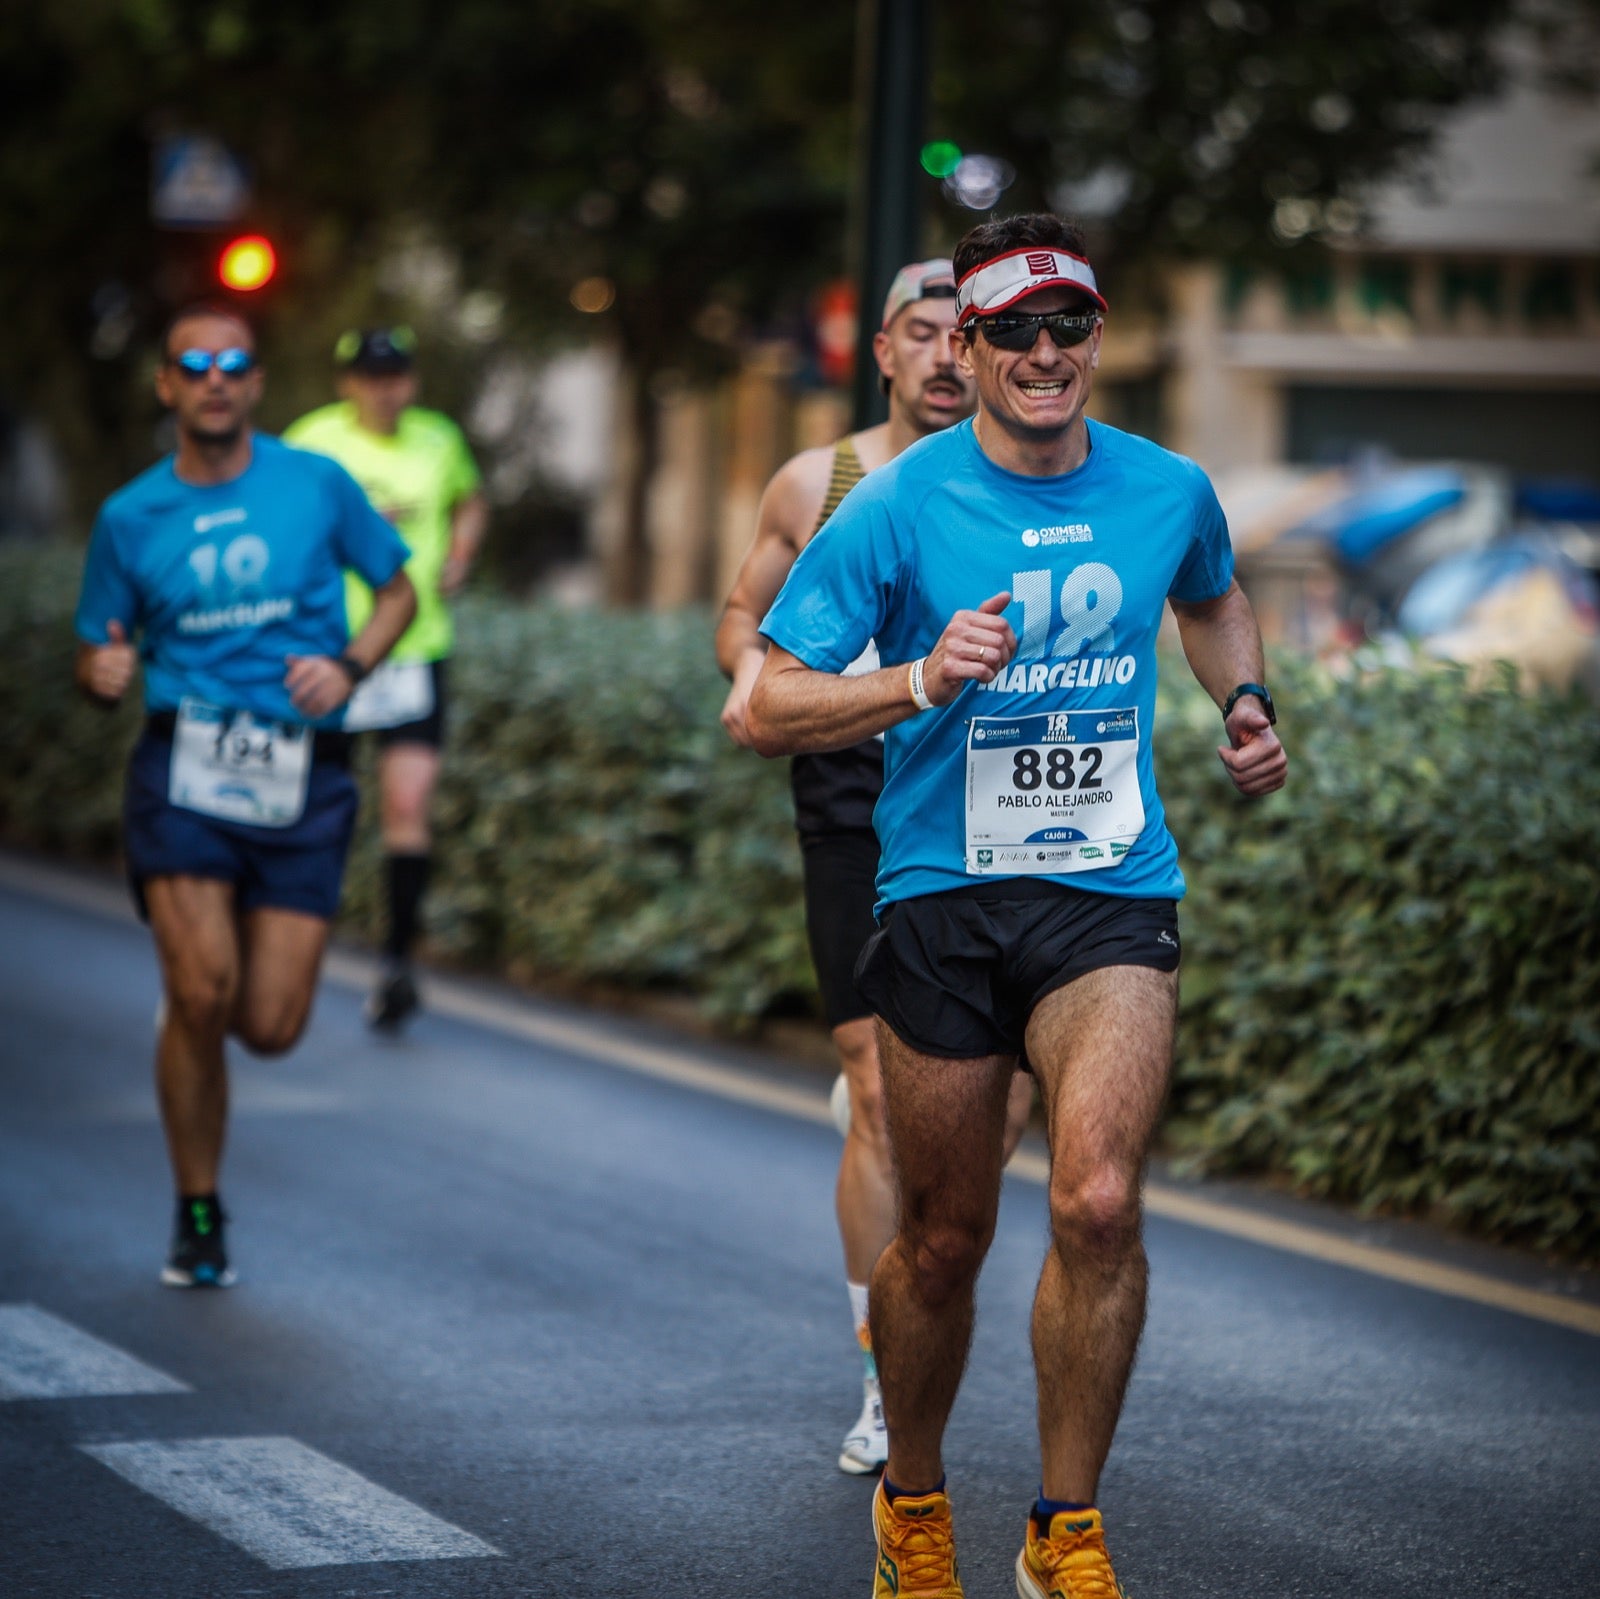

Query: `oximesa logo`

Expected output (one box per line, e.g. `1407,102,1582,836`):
1021,524,1092,547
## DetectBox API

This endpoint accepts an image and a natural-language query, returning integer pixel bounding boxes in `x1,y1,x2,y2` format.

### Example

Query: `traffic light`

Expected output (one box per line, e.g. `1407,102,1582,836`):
217,234,276,292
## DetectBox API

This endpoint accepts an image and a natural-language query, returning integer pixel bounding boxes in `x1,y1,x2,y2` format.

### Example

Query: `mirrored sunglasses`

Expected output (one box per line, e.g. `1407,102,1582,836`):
172,347,256,378
969,311,1100,352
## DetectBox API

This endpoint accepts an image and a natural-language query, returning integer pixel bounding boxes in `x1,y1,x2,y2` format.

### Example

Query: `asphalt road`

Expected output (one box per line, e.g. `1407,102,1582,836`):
0,861,1595,1598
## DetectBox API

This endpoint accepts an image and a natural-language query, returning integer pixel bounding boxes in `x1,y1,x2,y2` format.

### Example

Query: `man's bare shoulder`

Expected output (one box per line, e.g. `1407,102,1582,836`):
761,442,840,551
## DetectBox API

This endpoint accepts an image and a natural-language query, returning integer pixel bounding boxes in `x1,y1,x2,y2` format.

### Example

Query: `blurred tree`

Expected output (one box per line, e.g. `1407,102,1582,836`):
0,0,856,574
0,0,1539,598
933,0,1520,270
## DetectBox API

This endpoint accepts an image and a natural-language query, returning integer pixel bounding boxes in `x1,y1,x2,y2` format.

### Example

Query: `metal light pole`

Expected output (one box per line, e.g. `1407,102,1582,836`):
851,0,928,431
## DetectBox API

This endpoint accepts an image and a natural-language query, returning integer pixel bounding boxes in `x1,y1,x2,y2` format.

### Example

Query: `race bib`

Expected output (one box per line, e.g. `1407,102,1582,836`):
965,708,1144,875
341,660,435,732
168,699,311,829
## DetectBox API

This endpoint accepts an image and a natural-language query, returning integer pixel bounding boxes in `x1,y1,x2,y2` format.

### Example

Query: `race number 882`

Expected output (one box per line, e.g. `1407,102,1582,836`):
1012,746,1104,791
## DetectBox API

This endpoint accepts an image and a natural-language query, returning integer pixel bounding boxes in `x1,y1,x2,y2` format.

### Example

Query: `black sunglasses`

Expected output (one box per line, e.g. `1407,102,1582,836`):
967,311,1100,352
170,346,257,378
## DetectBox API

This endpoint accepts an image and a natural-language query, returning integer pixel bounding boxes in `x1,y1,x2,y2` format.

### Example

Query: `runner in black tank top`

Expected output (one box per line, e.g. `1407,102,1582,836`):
715,260,1031,1477
789,438,884,841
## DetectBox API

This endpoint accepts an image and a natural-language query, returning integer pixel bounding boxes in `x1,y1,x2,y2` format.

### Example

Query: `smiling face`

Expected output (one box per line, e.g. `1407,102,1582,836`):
952,285,1103,450
874,297,975,436
154,311,262,447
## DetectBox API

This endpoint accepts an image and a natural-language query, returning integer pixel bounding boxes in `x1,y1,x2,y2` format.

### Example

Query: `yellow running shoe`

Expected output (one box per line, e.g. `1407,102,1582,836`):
1014,1507,1127,1599
872,1480,964,1597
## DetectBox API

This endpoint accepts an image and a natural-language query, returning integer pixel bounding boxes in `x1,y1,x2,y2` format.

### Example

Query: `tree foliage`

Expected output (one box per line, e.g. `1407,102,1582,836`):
0,0,1532,525
935,0,1524,269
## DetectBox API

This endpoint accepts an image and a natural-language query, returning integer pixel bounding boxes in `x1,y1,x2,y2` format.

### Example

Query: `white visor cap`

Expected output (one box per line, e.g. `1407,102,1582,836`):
955,246,1106,324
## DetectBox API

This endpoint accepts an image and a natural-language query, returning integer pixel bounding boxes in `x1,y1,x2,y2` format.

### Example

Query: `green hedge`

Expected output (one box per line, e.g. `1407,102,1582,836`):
4,542,1596,1262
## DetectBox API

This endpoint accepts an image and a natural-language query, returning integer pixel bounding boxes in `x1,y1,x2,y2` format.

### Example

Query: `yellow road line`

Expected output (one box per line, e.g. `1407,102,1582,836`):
1010,1152,1600,1337
5,851,1596,1338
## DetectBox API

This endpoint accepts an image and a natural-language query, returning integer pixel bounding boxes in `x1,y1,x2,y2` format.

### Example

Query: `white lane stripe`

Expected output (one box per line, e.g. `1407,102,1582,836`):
4,853,1595,1340
81,1437,500,1569
0,1305,190,1400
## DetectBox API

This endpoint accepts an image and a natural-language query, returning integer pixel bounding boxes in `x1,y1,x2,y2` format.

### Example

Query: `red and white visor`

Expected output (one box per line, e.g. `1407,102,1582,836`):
955,246,1106,324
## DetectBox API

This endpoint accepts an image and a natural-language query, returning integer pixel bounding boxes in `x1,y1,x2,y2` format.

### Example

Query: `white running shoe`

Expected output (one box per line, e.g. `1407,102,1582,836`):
838,1376,888,1475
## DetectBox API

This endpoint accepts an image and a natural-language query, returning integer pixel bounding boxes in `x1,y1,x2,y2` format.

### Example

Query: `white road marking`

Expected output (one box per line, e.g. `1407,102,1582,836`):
0,1304,189,1400
80,1436,500,1569
86,1083,352,1124
3,852,1595,1339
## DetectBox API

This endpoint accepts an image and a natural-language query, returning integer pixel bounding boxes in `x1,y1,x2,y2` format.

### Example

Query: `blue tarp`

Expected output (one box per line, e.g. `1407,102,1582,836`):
1297,467,1467,564
1398,536,1599,637
1515,479,1600,524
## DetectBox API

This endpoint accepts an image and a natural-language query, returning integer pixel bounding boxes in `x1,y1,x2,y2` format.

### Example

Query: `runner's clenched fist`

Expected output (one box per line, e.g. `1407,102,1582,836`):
83,620,138,704
921,592,1016,705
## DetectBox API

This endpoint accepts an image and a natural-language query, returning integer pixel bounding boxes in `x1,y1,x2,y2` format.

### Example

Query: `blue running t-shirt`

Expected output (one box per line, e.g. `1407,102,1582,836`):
760,419,1234,909
75,434,410,727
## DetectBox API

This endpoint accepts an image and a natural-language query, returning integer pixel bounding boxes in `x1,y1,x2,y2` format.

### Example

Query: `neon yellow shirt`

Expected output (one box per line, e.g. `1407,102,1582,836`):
283,403,481,662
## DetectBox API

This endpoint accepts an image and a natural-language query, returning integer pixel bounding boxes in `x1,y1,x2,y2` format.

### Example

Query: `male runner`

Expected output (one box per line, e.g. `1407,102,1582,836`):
75,305,415,1287
284,329,487,1030
717,261,1030,1476
748,214,1287,1596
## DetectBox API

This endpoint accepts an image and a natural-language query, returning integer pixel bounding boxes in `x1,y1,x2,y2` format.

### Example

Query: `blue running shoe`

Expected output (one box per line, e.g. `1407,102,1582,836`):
161,1196,236,1288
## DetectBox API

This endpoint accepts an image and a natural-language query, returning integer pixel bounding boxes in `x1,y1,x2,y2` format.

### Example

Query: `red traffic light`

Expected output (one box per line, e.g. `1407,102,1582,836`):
218,234,276,292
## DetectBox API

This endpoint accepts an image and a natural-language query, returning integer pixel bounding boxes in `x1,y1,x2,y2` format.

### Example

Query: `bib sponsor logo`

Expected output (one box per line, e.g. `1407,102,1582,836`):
1110,841,1133,858
1020,523,1093,548
976,849,993,866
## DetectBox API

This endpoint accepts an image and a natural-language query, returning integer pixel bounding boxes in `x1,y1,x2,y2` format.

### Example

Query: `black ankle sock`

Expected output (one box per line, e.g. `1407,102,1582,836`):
1034,1492,1094,1521
385,852,431,962
178,1194,221,1234
884,1474,945,1505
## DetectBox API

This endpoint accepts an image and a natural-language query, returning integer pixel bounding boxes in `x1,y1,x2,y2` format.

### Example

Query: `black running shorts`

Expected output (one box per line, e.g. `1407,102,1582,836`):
854,880,1180,1061
373,658,448,750
799,827,880,1029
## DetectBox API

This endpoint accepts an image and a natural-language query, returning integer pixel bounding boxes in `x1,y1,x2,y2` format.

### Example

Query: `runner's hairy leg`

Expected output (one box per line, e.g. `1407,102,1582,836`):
1024,964,1178,1501
870,1028,1015,1490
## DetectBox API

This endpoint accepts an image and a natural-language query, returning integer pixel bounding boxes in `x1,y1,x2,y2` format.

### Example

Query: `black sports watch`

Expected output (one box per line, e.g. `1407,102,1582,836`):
1222,682,1276,724
335,653,370,686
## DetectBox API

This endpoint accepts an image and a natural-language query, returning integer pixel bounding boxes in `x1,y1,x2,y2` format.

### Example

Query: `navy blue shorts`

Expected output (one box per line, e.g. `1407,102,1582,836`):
123,727,359,923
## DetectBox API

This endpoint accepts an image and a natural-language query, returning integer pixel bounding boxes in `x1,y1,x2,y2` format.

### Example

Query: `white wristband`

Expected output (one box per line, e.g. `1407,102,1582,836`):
908,657,934,712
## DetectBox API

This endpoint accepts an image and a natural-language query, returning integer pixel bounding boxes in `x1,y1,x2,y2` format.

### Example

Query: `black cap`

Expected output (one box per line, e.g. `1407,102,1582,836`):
335,326,417,374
